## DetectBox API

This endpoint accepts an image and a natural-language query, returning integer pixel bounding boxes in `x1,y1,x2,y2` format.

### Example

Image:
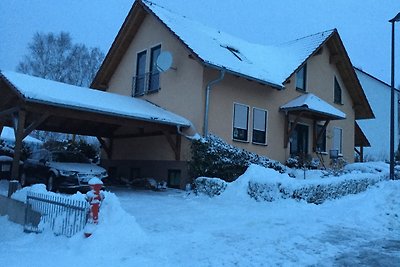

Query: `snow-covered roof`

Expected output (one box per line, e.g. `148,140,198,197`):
143,1,334,88
280,93,346,120
1,126,43,144
0,71,191,127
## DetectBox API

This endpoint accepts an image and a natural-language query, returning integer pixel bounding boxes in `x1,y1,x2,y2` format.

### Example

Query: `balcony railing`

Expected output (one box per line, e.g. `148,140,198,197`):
132,72,160,97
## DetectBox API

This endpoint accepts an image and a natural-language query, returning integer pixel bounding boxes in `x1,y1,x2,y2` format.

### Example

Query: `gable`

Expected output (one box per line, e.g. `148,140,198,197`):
92,0,373,120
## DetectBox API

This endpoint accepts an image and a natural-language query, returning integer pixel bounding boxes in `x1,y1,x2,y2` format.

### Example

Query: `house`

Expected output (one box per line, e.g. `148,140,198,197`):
90,0,373,187
355,67,399,161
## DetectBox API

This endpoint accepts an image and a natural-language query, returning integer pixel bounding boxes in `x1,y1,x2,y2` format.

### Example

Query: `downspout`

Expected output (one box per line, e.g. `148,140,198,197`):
203,69,225,137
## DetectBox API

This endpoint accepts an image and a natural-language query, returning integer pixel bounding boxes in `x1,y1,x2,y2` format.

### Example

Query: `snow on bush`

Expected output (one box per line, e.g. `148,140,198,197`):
194,177,227,197
190,134,285,182
217,163,390,204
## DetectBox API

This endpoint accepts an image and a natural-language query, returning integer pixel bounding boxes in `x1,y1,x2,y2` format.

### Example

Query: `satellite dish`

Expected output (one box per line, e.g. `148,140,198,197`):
156,51,173,72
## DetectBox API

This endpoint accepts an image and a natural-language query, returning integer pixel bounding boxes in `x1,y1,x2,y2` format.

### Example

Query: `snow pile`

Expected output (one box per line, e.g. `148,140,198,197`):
11,183,50,202
79,191,146,249
206,162,390,204
10,184,145,245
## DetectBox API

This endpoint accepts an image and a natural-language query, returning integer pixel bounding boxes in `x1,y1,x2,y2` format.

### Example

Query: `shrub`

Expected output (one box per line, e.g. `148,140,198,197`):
43,139,99,162
247,175,386,204
194,177,227,197
189,135,285,183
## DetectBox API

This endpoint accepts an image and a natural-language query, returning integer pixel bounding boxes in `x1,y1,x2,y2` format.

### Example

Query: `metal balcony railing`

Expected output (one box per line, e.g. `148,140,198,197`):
132,72,160,97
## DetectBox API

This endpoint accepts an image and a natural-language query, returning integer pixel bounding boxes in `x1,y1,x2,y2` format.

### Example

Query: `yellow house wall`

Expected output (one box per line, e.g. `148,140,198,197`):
105,12,355,165
106,14,205,161
208,44,355,163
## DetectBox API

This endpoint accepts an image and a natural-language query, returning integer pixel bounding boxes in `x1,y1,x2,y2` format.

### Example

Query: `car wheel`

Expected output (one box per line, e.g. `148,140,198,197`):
47,174,57,192
20,173,27,187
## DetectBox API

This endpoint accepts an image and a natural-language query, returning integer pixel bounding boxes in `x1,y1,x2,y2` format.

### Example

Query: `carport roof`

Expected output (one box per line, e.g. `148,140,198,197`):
0,71,191,128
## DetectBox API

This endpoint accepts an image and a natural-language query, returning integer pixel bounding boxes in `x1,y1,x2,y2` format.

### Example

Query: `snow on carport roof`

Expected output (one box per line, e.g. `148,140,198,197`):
280,93,346,120
0,71,191,127
1,126,42,144
144,1,334,88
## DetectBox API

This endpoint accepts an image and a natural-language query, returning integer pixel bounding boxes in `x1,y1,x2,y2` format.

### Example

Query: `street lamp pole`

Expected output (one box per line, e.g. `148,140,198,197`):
389,12,400,180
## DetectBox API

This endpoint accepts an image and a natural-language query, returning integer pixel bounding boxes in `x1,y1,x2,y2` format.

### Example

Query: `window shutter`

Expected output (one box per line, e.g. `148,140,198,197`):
234,104,248,129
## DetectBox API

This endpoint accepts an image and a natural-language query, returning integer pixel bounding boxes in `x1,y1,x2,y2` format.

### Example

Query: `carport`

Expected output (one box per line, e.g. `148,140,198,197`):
0,71,191,181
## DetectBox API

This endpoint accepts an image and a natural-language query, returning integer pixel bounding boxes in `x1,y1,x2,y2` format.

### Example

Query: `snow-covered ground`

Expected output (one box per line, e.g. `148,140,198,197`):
0,166,399,266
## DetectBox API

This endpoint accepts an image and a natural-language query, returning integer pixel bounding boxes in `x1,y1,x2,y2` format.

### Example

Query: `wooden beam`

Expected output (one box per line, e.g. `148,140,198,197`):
313,120,330,152
113,130,165,139
175,133,181,161
284,114,289,148
329,53,340,64
11,110,26,180
0,106,20,117
97,137,113,159
360,146,364,162
284,112,303,148
162,130,180,161
22,112,50,139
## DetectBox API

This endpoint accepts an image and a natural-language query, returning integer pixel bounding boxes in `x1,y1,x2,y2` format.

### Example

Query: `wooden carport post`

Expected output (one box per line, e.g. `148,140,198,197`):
11,110,26,180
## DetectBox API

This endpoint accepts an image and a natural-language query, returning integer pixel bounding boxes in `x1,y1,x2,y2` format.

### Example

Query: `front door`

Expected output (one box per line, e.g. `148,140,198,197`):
290,124,309,156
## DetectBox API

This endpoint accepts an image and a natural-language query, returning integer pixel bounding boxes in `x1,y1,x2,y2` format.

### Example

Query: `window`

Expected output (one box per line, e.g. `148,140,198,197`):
233,103,249,141
148,45,161,92
252,108,268,144
296,64,307,91
290,124,309,156
134,50,147,96
332,127,343,155
334,77,342,104
316,124,326,152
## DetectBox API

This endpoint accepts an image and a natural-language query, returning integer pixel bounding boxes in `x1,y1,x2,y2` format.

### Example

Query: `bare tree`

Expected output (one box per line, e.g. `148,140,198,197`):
17,32,105,143
17,32,104,87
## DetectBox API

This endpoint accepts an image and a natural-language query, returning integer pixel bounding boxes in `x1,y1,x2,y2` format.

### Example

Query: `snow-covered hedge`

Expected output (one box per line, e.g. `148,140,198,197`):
198,163,389,204
190,135,285,182
194,177,227,197
247,163,389,204
248,176,384,204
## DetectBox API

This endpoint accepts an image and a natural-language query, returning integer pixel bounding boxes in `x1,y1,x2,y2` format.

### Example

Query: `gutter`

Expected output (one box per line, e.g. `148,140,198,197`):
203,69,225,136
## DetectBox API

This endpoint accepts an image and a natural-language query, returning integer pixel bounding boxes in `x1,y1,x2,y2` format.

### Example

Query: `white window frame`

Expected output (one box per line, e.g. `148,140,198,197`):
333,76,343,105
232,102,250,142
148,44,162,93
296,63,307,92
134,48,148,96
252,107,268,145
332,127,343,155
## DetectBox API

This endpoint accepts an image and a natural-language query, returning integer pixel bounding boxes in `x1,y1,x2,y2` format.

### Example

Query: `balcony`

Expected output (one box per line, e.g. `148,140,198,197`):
132,72,160,97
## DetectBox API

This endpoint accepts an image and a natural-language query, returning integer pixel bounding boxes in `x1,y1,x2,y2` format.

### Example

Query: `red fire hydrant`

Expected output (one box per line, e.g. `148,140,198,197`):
84,178,104,238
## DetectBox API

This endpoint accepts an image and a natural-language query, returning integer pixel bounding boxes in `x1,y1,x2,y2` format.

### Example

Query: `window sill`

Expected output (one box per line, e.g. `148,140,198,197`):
316,151,328,155
252,142,267,146
147,88,160,94
233,138,249,143
296,88,307,93
334,101,343,105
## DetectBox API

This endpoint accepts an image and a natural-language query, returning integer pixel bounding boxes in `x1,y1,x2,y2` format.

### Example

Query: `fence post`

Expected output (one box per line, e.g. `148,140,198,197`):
8,180,19,198
84,178,104,238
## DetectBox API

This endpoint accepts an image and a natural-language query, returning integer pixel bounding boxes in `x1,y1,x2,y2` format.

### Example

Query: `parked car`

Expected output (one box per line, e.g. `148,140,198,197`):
22,149,108,192
0,155,23,180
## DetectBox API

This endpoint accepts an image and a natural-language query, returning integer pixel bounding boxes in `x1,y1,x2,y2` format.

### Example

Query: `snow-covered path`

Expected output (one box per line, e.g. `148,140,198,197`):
0,181,399,266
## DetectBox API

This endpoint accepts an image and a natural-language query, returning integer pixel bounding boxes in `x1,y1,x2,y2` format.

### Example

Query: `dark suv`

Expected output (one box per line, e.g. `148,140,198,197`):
22,149,107,192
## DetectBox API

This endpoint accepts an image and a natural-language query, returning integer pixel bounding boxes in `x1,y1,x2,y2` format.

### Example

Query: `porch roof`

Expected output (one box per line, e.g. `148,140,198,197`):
0,71,191,129
280,93,346,120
